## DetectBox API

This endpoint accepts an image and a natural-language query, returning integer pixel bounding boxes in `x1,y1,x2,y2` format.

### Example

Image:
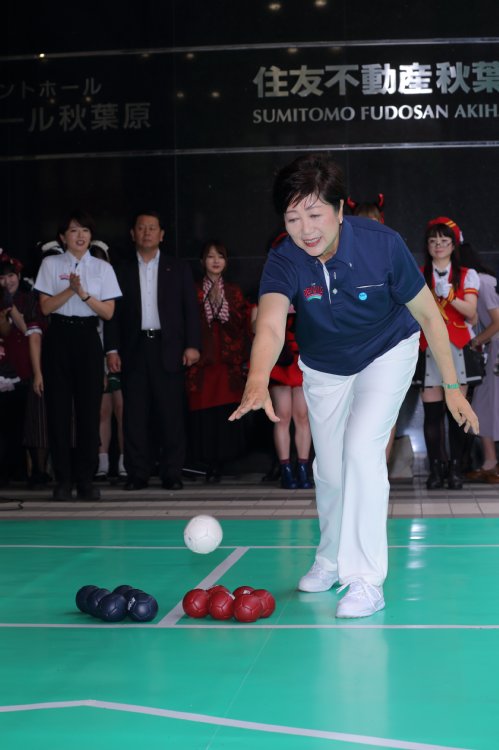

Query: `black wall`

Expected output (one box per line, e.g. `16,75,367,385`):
2,1,499,290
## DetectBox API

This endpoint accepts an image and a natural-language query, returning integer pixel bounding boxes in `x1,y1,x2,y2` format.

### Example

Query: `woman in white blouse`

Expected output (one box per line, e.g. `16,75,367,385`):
34,210,122,501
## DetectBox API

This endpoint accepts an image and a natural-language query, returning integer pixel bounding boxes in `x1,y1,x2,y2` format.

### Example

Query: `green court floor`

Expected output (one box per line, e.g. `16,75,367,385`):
0,518,498,749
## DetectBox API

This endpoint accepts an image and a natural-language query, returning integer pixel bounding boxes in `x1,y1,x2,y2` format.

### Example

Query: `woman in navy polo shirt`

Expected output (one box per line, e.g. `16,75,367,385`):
230,153,478,619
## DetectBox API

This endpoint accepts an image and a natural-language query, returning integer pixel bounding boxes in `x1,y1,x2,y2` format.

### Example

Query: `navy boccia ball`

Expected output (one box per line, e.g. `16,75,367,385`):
97,593,128,622
75,585,100,613
113,584,134,597
85,587,111,616
123,587,144,604
127,592,159,622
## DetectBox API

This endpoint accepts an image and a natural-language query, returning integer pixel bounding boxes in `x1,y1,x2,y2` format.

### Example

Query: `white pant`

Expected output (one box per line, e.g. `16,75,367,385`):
300,333,419,586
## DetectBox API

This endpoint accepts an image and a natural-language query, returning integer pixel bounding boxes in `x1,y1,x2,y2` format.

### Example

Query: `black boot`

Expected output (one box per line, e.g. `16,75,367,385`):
447,460,463,490
280,463,297,489
426,460,445,489
296,461,314,489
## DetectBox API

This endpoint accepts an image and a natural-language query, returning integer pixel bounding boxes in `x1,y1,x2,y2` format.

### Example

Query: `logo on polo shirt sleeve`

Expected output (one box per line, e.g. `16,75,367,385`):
303,284,324,302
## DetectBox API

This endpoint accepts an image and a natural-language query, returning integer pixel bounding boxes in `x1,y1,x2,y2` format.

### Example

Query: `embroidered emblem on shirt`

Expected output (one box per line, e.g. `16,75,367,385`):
303,284,324,302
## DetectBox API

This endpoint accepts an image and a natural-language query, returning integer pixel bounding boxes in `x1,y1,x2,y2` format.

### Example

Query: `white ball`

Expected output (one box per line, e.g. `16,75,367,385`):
183,515,223,554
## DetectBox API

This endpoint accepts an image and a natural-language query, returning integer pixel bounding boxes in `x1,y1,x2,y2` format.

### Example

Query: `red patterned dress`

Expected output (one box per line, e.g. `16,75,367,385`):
186,279,251,470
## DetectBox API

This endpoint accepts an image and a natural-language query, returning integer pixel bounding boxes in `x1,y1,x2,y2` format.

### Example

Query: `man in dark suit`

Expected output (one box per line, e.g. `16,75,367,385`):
105,211,201,490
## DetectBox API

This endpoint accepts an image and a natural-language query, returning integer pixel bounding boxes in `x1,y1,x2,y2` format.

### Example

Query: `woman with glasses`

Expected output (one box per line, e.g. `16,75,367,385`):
414,216,479,490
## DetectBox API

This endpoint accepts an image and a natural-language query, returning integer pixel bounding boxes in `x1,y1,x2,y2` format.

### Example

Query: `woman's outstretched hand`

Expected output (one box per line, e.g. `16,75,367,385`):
229,380,279,423
444,390,479,434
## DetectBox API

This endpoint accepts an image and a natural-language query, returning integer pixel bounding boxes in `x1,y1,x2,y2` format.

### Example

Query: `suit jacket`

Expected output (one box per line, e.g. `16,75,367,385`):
104,251,201,373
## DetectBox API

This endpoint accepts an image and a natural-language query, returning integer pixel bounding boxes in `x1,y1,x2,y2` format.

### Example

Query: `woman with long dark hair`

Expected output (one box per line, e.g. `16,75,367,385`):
186,241,250,482
415,217,479,490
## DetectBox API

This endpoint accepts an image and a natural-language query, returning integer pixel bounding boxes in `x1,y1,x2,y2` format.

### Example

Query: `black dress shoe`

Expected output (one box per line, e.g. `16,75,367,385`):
426,460,445,490
76,484,101,500
52,483,73,501
124,478,149,491
162,477,184,490
447,460,463,490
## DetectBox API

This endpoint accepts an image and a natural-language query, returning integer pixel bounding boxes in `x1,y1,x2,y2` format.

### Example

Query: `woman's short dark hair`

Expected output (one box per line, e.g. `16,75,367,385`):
273,152,347,215
57,210,96,239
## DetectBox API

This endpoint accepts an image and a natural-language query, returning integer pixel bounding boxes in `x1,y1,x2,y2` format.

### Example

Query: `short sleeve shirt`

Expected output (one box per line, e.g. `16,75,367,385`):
259,216,425,375
34,250,122,317
477,273,499,341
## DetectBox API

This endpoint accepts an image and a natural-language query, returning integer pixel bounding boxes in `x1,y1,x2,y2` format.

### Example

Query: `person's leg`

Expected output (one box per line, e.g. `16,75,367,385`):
300,367,355,581
146,345,185,486
72,329,103,493
111,388,126,476
291,386,313,488
446,385,468,489
270,385,296,488
121,349,152,484
270,385,292,459
338,334,419,588
421,387,446,489
96,392,112,477
43,328,75,491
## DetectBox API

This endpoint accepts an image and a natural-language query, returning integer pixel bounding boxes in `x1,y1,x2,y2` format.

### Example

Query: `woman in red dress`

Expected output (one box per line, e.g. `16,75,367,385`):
186,241,250,482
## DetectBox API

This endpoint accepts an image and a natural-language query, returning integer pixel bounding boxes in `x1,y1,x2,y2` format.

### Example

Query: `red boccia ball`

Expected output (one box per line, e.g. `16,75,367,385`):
208,590,235,620
182,588,210,618
233,593,263,623
253,589,276,618
233,585,255,598
207,584,231,600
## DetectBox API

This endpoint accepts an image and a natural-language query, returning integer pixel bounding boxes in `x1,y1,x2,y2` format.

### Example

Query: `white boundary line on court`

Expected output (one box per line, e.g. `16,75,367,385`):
0,699,472,750
2,543,499,549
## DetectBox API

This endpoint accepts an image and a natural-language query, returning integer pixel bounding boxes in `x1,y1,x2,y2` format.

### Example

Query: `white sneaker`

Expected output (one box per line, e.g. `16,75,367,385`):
335,580,385,618
298,561,338,592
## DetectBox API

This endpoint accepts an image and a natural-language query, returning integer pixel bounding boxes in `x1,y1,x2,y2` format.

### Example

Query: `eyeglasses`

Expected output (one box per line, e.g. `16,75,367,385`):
428,238,453,248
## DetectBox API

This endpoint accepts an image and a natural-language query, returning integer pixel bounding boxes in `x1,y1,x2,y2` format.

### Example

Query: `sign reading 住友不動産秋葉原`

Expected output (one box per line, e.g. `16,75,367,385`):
1,41,498,158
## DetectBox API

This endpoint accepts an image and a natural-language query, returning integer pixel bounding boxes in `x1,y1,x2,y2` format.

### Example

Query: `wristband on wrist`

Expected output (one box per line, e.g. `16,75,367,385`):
442,382,460,389
81,295,91,302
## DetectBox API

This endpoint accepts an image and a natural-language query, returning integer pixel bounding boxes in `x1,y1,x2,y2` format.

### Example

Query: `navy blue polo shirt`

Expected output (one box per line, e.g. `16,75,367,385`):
259,216,425,375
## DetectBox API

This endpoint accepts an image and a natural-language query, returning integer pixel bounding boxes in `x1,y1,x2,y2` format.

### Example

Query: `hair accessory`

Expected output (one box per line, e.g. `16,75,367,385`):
41,240,64,255
347,194,385,223
0,252,23,274
427,216,463,245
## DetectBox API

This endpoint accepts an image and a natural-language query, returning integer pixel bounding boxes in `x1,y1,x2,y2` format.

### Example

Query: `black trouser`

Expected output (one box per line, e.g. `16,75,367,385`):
43,315,103,486
121,335,185,482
